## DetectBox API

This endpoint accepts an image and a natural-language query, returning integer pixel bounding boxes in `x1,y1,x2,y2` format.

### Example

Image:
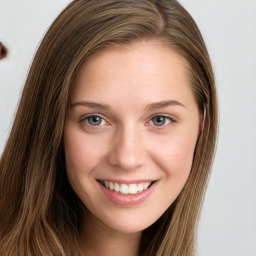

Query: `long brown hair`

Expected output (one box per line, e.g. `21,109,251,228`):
0,1,217,255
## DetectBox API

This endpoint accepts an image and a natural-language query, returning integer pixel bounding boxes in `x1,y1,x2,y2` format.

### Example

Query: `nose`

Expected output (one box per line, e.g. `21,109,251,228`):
109,125,147,171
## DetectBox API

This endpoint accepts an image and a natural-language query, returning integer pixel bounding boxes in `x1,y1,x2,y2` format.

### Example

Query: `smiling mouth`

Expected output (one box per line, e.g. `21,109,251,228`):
98,180,155,195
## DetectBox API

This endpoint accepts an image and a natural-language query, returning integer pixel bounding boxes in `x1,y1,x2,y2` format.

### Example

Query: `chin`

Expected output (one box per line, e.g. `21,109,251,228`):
92,208,162,234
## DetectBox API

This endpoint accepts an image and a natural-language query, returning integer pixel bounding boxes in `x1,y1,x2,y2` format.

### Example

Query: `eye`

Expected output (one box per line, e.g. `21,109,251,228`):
149,115,175,127
81,115,107,126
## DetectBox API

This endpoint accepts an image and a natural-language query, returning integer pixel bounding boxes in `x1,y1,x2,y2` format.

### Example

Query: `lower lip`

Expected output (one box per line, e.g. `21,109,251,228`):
98,181,157,206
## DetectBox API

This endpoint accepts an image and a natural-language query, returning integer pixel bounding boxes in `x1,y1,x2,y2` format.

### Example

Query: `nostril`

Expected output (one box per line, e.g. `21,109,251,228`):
109,149,147,170
0,42,8,60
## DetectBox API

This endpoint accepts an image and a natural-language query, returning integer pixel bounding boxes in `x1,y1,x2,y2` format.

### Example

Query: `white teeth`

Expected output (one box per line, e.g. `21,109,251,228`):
137,183,144,192
120,184,129,194
114,183,120,192
109,181,114,190
143,182,151,190
128,184,138,194
101,180,154,195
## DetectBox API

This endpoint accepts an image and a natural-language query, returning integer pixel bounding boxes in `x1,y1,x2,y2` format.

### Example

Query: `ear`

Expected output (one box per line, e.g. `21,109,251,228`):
198,105,206,138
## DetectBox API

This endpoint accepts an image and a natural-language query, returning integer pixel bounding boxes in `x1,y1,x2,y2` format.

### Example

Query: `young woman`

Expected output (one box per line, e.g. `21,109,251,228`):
0,0,218,255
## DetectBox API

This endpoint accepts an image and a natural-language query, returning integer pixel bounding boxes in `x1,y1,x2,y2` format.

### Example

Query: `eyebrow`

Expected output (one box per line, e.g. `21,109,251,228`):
70,100,185,111
70,101,111,110
145,100,186,111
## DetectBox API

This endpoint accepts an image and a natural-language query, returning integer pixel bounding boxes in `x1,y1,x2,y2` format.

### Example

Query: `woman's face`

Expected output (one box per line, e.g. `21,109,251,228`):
64,41,201,234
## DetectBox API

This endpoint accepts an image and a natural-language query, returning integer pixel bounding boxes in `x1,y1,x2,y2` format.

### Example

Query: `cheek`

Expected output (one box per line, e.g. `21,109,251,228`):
64,135,88,173
64,130,90,195
145,133,199,219
150,133,198,179
64,128,105,174
63,126,108,206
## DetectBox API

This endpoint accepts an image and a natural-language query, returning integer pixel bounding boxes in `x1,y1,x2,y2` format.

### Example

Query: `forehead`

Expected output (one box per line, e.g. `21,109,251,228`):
70,40,193,107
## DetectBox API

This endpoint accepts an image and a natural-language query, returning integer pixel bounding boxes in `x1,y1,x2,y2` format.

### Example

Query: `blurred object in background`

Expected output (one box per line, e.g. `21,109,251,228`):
0,42,8,60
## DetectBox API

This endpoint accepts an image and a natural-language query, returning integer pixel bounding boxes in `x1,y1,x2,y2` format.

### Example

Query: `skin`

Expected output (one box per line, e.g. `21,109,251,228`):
64,40,201,256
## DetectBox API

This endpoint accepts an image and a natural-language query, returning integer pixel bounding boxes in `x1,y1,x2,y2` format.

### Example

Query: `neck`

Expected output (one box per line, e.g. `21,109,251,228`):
79,214,142,256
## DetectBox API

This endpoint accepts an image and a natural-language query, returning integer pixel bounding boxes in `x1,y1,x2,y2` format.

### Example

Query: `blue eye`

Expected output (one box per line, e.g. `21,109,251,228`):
84,115,106,126
150,115,173,127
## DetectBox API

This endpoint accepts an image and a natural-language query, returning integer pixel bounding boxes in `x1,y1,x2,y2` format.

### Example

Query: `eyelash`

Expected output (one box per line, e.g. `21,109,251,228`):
79,114,176,130
79,114,108,128
146,114,176,130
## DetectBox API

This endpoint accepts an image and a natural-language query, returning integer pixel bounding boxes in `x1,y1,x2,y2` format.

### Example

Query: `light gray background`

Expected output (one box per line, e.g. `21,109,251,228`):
0,1,255,255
